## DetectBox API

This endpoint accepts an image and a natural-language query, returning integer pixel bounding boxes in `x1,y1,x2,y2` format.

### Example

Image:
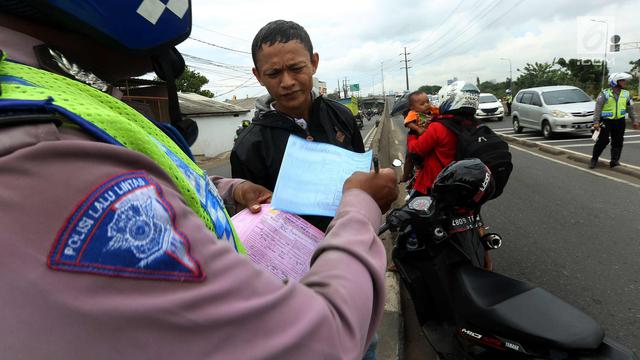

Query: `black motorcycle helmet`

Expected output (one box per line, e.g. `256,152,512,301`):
432,159,495,209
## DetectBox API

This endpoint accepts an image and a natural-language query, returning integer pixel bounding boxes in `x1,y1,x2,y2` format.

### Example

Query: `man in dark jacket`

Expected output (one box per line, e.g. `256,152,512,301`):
231,20,365,232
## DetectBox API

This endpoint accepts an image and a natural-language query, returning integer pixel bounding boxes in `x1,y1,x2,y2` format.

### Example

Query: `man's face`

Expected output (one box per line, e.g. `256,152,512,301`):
618,79,627,88
253,40,319,117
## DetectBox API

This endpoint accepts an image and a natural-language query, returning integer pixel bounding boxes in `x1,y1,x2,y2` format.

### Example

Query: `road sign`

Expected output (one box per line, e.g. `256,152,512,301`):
350,84,360,92
610,34,621,52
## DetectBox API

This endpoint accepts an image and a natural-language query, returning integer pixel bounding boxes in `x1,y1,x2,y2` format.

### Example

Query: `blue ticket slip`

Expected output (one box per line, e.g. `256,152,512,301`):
271,135,373,217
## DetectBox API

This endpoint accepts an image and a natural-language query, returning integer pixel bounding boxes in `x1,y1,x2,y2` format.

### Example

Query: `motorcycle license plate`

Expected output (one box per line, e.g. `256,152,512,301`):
449,214,483,234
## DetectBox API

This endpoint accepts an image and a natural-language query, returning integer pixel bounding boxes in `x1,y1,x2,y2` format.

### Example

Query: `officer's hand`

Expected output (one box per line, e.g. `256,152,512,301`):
343,169,398,213
593,123,601,130
233,181,272,213
633,122,639,130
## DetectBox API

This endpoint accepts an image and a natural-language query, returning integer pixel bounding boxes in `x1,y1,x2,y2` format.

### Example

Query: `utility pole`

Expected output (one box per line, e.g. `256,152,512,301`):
371,76,375,96
591,19,609,90
342,77,349,98
620,42,639,95
500,58,513,94
400,47,411,91
337,79,341,98
381,61,385,96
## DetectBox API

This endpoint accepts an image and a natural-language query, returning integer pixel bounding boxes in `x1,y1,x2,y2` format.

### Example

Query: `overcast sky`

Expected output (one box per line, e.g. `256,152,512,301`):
178,0,640,100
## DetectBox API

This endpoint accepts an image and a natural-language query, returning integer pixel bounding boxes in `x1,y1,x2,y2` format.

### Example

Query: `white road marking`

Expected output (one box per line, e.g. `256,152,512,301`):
390,118,395,130
538,134,640,144
510,144,640,189
493,127,514,131
559,140,640,148
538,137,593,143
363,126,377,144
519,136,546,141
510,133,541,138
500,132,640,171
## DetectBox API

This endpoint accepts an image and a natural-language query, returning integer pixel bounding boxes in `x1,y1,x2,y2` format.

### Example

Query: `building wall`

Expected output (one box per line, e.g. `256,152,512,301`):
190,114,247,157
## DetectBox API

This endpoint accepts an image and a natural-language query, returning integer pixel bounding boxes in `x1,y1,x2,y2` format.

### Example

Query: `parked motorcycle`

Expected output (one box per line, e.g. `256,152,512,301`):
380,159,637,360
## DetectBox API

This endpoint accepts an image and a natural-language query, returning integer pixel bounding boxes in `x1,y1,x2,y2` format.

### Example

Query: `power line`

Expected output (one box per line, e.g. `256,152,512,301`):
187,37,251,55
357,0,471,78
411,0,503,63
192,24,250,43
408,0,470,55
417,0,526,67
213,76,256,98
209,84,262,88
182,53,252,76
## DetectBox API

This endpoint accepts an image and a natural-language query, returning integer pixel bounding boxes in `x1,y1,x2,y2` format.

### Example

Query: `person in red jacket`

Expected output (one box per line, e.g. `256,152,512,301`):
408,81,497,270
406,120,456,195
407,81,481,196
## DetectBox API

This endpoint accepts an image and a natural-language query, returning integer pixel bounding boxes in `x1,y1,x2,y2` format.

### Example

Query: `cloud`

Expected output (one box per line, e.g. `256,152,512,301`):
184,0,640,99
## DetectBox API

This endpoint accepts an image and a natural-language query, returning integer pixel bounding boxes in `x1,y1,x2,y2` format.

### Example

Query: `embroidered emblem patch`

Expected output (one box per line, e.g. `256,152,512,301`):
49,171,204,281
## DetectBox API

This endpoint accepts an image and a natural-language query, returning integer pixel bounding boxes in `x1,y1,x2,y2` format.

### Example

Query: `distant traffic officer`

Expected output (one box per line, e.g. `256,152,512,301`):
590,72,638,169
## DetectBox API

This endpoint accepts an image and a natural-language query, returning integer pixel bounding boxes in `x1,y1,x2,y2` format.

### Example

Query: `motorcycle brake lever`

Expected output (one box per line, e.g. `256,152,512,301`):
377,223,390,236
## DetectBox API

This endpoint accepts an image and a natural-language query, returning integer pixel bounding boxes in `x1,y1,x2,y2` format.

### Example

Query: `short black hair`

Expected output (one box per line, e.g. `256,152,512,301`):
251,20,314,67
408,91,427,106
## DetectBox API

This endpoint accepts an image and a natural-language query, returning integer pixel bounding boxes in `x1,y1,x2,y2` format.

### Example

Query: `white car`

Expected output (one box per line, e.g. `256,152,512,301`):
475,93,504,121
511,86,595,139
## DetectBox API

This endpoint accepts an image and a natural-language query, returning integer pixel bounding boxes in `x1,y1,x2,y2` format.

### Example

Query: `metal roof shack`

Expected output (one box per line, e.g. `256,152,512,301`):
225,96,261,111
179,92,249,117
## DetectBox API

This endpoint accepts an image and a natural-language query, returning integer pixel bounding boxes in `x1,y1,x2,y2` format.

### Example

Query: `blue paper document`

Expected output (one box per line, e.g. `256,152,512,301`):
271,135,373,217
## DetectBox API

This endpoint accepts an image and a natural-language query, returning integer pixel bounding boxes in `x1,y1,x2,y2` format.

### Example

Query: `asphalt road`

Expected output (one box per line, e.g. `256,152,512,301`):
484,115,640,167
391,111,640,355
482,144,640,353
485,114,640,352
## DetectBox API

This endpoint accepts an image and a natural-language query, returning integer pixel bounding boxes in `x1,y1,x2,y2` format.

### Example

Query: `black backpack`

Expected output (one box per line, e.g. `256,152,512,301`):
437,117,513,199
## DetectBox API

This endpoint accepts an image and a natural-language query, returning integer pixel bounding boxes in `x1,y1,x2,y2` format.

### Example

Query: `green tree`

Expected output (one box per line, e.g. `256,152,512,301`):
478,79,510,99
630,58,640,74
627,59,640,97
198,89,214,98
514,61,572,90
155,67,214,98
417,84,442,94
556,58,607,96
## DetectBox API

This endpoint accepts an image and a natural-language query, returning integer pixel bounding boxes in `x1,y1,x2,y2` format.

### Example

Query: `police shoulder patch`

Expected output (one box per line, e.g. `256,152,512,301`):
49,171,205,282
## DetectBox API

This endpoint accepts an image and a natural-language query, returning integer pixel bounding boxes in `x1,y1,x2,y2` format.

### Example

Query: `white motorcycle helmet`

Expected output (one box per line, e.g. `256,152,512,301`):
608,72,633,87
437,81,481,116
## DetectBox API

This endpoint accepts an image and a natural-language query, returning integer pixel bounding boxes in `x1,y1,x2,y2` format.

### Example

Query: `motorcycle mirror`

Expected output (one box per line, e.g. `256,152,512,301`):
392,159,403,167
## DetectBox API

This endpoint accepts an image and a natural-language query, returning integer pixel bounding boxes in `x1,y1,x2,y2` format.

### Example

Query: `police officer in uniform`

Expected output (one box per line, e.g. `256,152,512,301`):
504,89,513,116
0,1,398,359
590,72,638,169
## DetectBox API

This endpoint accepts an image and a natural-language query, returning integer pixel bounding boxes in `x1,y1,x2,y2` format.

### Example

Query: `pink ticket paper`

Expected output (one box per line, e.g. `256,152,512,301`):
231,204,324,281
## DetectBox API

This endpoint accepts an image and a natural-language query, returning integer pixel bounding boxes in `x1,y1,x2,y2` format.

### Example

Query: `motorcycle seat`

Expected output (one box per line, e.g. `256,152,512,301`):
453,265,604,351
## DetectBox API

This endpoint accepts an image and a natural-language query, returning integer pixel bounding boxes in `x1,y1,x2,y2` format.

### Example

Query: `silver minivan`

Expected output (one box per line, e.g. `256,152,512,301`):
511,86,595,139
